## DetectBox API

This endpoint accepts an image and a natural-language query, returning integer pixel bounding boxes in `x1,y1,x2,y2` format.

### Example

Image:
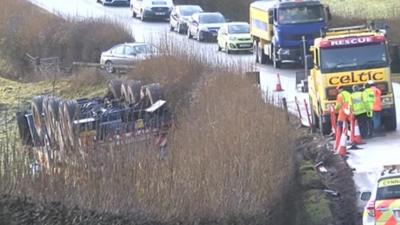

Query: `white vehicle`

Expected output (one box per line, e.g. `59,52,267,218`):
363,165,400,225
130,0,173,21
97,0,130,6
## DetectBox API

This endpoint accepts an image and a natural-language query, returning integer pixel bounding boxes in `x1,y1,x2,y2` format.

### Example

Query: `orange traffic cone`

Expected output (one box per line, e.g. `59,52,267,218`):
337,122,348,157
274,73,284,92
349,116,364,150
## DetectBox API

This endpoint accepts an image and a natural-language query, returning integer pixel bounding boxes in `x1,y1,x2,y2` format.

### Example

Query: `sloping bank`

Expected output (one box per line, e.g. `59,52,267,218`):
292,132,359,225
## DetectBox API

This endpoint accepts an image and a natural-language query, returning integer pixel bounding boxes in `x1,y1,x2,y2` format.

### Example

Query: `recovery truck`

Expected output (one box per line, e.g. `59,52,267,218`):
250,0,331,68
306,25,397,135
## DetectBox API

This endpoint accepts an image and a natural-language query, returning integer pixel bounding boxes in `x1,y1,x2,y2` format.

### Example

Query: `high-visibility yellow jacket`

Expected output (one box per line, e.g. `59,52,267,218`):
351,91,367,115
363,88,374,117
336,90,352,121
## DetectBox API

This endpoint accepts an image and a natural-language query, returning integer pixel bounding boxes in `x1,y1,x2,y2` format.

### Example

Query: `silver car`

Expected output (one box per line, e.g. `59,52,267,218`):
100,42,156,73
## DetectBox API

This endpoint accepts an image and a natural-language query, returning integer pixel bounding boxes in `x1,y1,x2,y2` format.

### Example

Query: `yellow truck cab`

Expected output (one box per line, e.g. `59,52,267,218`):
307,25,397,135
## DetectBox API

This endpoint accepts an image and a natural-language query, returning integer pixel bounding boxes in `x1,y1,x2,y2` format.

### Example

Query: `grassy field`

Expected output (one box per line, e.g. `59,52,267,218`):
323,0,400,19
0,70,107,112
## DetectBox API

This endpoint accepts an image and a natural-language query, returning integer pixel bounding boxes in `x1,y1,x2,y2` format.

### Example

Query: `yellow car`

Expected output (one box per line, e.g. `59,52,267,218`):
217,22,253,54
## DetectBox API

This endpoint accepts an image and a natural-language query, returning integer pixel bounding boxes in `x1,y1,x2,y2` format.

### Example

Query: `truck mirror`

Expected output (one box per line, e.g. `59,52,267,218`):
273,9,278,23
305,55,314,70
268,9,273,24
326,7,332,21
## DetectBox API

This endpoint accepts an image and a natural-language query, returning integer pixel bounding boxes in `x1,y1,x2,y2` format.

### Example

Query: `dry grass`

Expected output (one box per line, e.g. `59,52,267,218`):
0,0,132,80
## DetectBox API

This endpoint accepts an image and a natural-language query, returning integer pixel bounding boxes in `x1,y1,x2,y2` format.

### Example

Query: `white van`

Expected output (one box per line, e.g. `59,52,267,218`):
130,0,174,21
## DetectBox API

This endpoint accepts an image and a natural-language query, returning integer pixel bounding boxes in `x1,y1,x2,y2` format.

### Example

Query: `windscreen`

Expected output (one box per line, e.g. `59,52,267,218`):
199,14,225,24
278,5,324,24
320,43,388,73
180,6,202,16
376,185,400,200
132,45,152,54
228,24,250,34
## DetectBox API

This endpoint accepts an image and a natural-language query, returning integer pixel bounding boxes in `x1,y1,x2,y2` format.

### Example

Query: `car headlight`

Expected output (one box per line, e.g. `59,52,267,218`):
229,37,237,41
279,49,290,55
382,96,393,105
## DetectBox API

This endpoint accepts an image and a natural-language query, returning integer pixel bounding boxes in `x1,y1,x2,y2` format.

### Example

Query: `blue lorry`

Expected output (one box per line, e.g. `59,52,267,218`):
250,0,331,68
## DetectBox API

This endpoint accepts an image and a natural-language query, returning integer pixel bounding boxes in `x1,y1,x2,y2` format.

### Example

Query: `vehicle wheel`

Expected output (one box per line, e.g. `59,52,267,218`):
309,97,319,129
16,111,32,146
140,11,145,21
43,96,59,147
254,41,259,63
108,79,123,100
197,32,203,42
105,61,115,74
63,100,79,149
32,96,45,142
141,83,162,107
122,80,142,104
47,97,61,147
187,30,192,39
177,23,182,34
226,44,231,54
132,10,137,18
319,115,331,136
218,45,222,52
382,108,397,131
273,45,282,68
58,101,69,151
169,23,174,32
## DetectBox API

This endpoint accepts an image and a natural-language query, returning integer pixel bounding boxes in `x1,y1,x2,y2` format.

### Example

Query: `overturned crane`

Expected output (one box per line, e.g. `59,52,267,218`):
17,79,173,155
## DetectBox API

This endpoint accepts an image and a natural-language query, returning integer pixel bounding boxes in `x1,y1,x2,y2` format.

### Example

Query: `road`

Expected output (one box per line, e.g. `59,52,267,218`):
29,0,400,209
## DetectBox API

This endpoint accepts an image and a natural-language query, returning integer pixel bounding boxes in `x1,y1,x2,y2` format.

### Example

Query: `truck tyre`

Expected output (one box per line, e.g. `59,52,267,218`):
16,111,32,146
141,83,162,107
187,29,192,39
63,100,79,149
254,41,259,63
132,10,137,18
58,101,68,151
45,97,61,147
122,80,142,104
32,96,45,142
382,108,397,131
273,45,282,69
319,115,332,136
108,79,123,100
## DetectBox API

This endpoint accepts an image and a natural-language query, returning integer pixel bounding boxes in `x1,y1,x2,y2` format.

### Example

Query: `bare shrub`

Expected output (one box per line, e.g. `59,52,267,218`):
0,71,296,224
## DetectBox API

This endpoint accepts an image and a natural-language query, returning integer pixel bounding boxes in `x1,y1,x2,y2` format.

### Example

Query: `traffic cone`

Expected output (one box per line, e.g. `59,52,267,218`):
349,115,363,150
334,123,342,151
274,73,284,92
337,122,348,157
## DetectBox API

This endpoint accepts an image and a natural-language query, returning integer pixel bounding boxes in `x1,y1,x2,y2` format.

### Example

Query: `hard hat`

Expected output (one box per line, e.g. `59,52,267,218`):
367,80,374,85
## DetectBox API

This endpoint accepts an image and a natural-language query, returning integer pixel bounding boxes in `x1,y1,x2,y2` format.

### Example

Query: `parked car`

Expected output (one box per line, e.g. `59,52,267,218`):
97,0,130,6
217,22,253,54
100,42,156,73
187,12,226,42
130,0,173,21
169,5,203,34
